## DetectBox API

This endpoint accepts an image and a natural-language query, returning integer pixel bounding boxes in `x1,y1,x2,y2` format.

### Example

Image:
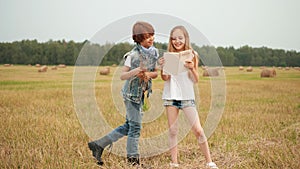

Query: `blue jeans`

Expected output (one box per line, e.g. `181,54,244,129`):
107,100,142,157
163,100,195,109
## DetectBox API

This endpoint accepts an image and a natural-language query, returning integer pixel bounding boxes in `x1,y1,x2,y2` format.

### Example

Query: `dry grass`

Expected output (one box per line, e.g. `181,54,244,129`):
0,66,299,168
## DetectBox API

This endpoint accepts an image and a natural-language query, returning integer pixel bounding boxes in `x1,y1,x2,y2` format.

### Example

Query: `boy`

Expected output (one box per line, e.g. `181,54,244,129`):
88,21,159,166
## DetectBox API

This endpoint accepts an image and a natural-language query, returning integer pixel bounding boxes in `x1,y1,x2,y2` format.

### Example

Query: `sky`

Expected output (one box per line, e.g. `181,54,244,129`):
0,0,299,51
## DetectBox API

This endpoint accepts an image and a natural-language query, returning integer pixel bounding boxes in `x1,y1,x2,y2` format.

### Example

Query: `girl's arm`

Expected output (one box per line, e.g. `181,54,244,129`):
160,70,170,81
185,53,199,83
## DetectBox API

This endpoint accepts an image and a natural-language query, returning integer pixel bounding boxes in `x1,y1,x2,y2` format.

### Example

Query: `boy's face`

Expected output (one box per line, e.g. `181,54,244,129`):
140,35,154,48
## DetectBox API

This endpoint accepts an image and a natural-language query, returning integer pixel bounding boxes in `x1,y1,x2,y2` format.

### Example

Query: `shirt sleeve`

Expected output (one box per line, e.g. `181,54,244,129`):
124,55,131,67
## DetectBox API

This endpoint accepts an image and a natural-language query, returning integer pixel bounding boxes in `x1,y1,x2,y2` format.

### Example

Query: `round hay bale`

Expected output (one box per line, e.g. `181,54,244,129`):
239,66,244,71
99,67,110,75
203,68,219,77
58,64,66,68
203,69,209,77
38,65,48,72
3,64,11,67
246,66,253,72
51,66,58,70
261,69,276,78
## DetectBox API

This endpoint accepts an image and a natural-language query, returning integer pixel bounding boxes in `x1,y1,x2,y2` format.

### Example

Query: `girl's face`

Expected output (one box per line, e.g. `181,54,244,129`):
171,29,185,51
140,34,154,48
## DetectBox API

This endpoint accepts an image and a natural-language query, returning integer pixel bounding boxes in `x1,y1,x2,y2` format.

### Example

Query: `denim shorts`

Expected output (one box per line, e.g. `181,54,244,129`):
163,100,195,109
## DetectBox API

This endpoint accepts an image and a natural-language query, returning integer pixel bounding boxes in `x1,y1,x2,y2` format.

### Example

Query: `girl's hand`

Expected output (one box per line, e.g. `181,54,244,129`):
158,57,165,68
184,60,194,70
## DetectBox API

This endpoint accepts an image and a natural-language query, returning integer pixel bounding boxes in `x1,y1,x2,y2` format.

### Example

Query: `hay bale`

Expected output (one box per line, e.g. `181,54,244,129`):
246,66,253,72
51,66,58,70
201,66,208,70
203,68,219,77
58,64,66,68
38,65,48,72
3,64,11,67
239,66,244,71
99,67,110,75
261,69,276,78
35,64,41,67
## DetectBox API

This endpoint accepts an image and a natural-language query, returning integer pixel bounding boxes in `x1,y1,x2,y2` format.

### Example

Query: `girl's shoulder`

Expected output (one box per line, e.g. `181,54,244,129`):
192,50,199,57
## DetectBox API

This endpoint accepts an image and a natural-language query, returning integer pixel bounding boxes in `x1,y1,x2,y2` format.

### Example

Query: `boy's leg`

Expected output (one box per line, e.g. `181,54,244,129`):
88,136,111,165
89,118,130,165
107,119,129,142
127,120,141,159
124,100,142,164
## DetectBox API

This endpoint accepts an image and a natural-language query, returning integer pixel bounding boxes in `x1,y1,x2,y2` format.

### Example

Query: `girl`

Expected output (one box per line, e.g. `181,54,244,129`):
88,21,159,167
158,26,218,169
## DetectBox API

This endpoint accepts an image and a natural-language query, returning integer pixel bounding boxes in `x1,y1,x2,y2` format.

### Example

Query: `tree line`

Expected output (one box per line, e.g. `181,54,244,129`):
0,40,299,67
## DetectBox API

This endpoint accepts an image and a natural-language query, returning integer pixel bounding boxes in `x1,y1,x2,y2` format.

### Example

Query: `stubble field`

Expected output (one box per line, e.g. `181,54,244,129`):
0,65,299,169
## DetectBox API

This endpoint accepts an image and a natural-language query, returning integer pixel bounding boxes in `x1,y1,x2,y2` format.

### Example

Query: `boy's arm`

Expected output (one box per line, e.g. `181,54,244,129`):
144,68,158,79
120,66,144,80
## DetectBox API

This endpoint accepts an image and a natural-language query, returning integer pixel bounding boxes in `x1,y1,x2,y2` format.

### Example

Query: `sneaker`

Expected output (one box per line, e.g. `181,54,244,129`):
170,163,179,168
88,142,104,165
127,157,153,169
127,156,140,166
206,162,218,169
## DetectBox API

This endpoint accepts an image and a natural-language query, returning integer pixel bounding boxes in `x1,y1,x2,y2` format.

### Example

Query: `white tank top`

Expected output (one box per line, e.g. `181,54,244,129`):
162,71,195,100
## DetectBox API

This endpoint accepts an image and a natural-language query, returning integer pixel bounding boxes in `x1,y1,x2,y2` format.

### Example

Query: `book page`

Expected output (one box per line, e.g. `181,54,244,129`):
163,52,179,75
163,50,193,75
177,50,193,74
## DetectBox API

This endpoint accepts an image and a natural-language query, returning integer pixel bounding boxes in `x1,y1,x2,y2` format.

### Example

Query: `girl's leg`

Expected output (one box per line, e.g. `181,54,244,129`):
166,106,180,164
182,106,212,163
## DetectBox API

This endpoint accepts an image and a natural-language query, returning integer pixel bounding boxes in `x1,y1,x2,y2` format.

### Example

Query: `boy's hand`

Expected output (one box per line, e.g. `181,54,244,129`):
137,71,151,82
136,71,145,79
143,72,151,82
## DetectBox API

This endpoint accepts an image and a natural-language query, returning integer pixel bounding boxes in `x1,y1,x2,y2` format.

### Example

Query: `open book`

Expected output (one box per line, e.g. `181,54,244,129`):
163,49,194,75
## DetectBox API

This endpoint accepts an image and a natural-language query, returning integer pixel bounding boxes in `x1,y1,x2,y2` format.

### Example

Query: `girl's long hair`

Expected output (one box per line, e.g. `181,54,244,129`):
167,26,198,68
167,25,191,52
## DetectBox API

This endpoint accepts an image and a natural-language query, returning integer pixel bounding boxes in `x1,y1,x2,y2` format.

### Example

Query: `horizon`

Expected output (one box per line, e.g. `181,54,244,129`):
1,38,298,52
